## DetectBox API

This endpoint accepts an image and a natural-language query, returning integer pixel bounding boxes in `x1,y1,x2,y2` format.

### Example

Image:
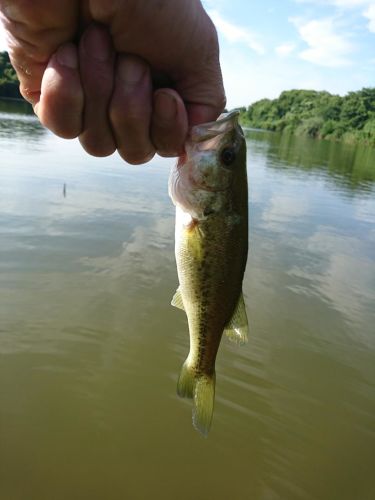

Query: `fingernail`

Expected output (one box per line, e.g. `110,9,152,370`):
57,43,78,70
155,92,177,121
119,57,146,84
82,26,111,62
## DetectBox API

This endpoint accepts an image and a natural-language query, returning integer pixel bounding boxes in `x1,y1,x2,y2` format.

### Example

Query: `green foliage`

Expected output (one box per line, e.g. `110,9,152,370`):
296,117,324,138
0,51,22,99
341,92,368,129
240,88,375,147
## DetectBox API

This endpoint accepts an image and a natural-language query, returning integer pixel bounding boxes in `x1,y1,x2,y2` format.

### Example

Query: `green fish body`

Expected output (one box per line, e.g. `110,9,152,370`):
169,111,249,436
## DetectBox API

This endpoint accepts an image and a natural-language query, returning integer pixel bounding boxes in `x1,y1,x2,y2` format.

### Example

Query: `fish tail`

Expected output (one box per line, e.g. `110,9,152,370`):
193,372,216,437
177,362,216,436
177,359,195,399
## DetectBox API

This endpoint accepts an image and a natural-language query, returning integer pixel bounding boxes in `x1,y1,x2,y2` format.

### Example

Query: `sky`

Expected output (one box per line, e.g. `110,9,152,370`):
1,0,374,108
203,0,375,107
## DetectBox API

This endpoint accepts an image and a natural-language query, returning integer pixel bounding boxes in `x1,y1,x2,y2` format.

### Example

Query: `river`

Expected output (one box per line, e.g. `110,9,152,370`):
0,100,374,500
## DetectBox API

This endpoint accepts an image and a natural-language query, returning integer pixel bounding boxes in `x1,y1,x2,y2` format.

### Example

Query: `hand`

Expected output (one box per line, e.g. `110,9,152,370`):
0,0,225,163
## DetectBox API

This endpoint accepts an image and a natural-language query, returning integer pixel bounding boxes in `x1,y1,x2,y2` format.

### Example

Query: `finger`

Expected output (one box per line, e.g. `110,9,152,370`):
186,102,225,127
174,16,226,127
35,43,84,139
151,89,188,157
0,1,79,105
78,24,116,157
109,54,155,165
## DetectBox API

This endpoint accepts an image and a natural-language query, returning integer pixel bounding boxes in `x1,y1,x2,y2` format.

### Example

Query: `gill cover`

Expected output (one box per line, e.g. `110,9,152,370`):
168,111,243,219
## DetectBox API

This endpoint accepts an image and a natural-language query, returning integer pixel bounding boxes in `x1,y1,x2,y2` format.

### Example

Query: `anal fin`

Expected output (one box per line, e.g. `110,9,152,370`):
177,359,194,399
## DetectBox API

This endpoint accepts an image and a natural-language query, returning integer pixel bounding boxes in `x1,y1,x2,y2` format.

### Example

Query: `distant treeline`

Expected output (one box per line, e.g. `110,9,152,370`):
240,88,375,147
0,51,23,99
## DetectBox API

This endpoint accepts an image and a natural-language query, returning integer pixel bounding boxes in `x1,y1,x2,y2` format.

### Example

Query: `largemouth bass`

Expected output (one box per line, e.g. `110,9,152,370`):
169,111,249,436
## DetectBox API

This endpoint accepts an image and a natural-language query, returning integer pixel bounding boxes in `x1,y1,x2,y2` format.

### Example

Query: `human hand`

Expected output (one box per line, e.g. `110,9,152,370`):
0,0,225,163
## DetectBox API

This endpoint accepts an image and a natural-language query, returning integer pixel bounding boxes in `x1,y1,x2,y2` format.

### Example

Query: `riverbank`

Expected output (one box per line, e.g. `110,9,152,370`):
239,88,375,148
0,96,26,102
0,96,33,115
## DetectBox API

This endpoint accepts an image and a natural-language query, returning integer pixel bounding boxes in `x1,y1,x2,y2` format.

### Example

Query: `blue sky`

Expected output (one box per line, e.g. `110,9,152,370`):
203,0,375,107
1,1,374,108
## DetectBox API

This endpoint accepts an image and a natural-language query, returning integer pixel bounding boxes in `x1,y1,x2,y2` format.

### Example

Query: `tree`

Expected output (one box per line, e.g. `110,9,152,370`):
0,51,22,99
240,88,375,147
341,92,368,130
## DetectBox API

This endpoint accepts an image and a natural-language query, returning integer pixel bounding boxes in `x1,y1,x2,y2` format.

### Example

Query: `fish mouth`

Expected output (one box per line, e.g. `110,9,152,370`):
190,111,241,144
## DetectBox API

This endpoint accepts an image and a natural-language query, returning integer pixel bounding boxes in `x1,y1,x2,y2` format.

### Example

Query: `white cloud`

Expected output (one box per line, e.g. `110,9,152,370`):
295,0,375,33
275,42,296,57
303,228,375,337
354,197,375,224
364,4,375,32
218,42,365,108
261,194,309,232
331,0,373,6
296,0,373,6
208,9,266,54
203,3,372,107
291,17,355,67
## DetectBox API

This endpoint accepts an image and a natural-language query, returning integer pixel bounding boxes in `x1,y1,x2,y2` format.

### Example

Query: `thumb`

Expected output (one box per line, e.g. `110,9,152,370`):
178,46,226,126
186,102,225,127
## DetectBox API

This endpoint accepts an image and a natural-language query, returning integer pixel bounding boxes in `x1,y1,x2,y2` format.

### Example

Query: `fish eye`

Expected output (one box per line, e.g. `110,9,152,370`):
220,147,236,167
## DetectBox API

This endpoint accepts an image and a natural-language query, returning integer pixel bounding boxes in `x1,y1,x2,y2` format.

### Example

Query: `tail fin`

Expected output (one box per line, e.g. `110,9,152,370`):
177,361,216,436
177,360,195,399
193,373,216,437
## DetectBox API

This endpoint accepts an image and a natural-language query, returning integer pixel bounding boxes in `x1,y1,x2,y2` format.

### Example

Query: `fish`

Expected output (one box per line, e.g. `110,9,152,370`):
168,110,249,436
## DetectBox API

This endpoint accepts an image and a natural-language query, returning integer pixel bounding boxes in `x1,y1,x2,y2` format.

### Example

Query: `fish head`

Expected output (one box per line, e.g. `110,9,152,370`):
169,111,247,219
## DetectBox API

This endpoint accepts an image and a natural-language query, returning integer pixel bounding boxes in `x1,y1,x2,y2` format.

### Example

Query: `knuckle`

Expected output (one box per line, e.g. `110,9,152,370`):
157,150,179,158
49,124,80,140
82,72,113,98
153,135,180,157
79,135,116,158
109,103,143,130
119,149,155,165
88,0,117,22
152,125,184,157
109,104,140,129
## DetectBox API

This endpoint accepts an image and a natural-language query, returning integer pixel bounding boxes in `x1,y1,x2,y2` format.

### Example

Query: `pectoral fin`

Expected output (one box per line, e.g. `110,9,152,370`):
171,287,185,310
224,292,249,345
